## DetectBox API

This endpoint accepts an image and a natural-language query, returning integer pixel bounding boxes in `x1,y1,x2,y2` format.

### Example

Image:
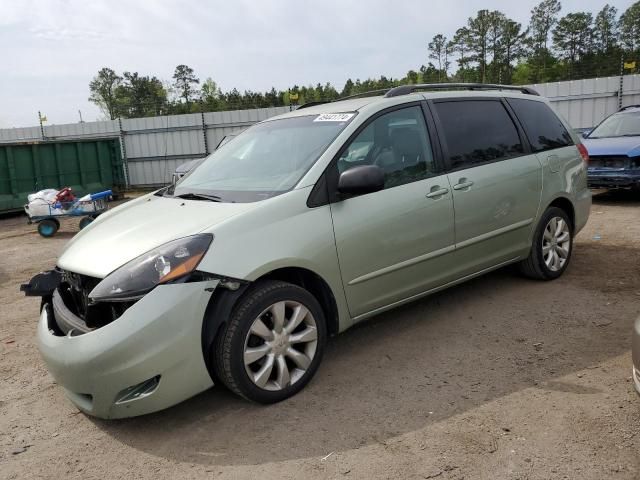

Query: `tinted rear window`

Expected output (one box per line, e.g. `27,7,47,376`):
433,100,524,170
507,98,573,152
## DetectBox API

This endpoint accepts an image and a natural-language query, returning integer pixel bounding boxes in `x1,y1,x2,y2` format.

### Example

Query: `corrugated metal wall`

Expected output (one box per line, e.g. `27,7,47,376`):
0,106,290,186
2,75,640,186
526,74,640,128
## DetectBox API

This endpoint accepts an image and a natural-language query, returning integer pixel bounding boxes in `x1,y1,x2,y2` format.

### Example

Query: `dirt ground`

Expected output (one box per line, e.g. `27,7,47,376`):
1,191,640,480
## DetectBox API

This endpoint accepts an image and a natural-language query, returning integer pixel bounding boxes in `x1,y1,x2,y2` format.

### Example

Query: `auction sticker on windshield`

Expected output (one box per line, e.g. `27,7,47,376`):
314,113,355,122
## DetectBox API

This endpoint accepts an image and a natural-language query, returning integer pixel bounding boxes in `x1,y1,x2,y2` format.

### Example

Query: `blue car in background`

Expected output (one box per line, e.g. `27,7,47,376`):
582,105,640,190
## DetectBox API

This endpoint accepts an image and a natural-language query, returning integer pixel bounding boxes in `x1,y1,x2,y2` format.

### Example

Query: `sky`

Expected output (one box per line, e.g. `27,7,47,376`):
0,0,634,128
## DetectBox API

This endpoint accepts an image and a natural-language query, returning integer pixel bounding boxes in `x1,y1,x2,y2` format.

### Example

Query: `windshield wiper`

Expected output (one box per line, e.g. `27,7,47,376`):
173,192,222,202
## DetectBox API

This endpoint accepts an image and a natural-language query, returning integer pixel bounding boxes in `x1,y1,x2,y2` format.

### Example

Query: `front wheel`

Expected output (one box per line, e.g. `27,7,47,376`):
518,206,573,280
213,280,327,403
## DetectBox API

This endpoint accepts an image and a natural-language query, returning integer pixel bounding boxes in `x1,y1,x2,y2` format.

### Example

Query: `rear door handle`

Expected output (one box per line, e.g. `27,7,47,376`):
426,188,449,198
453,181,474,190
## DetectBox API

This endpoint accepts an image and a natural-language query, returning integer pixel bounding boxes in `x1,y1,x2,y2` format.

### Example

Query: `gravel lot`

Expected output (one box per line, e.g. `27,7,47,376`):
1,191,639,480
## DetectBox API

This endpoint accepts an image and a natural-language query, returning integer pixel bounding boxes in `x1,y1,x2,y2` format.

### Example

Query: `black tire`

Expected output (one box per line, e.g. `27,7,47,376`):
518,206,573,280
79,217,93,230
37,219,59,238
213,280,327,403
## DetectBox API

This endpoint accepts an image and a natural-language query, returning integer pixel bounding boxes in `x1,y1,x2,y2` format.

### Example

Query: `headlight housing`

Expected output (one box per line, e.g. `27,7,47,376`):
89,234,213,302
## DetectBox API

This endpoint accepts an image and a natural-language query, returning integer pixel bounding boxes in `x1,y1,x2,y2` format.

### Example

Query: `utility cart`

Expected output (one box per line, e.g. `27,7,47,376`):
25,190,111,237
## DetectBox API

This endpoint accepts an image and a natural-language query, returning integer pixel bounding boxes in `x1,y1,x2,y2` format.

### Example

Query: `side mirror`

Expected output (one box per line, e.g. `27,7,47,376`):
581,129,592,138
338,165,385,196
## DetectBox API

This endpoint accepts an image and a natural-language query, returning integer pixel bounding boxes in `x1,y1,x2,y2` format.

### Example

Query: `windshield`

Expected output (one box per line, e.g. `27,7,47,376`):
589,112,640,138
171,113,355,202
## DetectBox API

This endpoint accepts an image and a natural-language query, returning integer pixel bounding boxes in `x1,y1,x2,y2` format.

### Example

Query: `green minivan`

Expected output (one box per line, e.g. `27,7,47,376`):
25,84,591,418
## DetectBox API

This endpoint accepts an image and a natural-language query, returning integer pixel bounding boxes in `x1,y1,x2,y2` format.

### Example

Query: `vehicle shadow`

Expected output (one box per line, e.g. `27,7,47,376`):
95,242,639,466
49,231,77,239
592,188,640,206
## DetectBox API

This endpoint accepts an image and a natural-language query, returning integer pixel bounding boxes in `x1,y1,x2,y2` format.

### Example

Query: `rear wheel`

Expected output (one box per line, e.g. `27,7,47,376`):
79,217,93,230
518,206,573,280
214,280,326,403
37,219,59,238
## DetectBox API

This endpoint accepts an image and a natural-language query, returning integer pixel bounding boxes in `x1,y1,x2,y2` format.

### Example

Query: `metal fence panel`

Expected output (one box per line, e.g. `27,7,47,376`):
526,75,640,128
124,128,204,159
0,107,291,186
9,76,640,187
45,119,119,140
203,106,289,126
0,126,43,143
127,157,185,186
122,114,204,160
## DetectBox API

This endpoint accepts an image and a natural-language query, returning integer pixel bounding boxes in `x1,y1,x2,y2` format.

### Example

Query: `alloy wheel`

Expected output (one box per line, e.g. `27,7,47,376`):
542,216,571,272
243,300,318,391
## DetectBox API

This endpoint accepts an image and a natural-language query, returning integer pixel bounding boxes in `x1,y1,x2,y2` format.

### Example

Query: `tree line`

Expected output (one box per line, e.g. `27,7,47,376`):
89,0,640,119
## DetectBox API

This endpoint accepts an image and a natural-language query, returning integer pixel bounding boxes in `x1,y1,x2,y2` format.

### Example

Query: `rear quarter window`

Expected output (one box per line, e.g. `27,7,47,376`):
507,98,573,153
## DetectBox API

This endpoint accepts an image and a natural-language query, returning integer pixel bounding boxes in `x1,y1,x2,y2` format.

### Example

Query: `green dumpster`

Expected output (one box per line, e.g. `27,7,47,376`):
0,138,124,213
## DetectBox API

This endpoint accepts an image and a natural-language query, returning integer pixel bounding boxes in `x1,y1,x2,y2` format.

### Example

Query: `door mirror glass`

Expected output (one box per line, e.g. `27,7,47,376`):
338,165,385,195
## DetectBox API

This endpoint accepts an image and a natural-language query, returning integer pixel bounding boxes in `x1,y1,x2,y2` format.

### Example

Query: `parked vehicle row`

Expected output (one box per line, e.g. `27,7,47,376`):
24,83,591,418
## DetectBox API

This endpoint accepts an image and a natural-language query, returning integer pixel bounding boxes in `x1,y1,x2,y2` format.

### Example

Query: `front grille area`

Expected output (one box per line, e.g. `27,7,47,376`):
59,271,100,320
588,155,630,169
56,270,135,331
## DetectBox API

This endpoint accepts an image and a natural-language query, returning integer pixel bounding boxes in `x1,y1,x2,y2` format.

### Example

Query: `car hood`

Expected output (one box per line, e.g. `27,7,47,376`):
582,136,640,157
57,194,257,278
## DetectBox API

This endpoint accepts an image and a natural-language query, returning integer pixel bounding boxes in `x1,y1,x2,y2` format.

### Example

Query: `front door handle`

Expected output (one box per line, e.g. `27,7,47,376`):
453,180,474,190
426,187,449,198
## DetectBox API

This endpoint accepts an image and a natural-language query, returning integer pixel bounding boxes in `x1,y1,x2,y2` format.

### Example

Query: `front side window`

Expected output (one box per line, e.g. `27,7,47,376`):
433,100,524,170
337,106,435,189
588,111,640,139
173,114,354,202
507,98,573,152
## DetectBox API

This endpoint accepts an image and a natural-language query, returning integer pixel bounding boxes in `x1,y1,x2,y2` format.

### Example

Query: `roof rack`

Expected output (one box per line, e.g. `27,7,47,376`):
296,101,329,110
618,104,640,112
384,83,539,97
337,88,394,101
297,83,538,110
297,89,392,110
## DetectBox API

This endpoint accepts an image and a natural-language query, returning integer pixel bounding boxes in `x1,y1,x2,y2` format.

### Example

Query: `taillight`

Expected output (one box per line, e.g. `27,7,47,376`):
577,143,589,164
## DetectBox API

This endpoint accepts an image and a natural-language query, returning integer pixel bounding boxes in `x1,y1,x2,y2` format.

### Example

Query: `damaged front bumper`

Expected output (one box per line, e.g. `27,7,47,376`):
36,279,219,419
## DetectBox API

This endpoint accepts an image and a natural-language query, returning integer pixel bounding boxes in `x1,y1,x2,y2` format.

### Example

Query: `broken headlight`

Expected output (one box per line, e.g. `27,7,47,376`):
89,234,213,302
